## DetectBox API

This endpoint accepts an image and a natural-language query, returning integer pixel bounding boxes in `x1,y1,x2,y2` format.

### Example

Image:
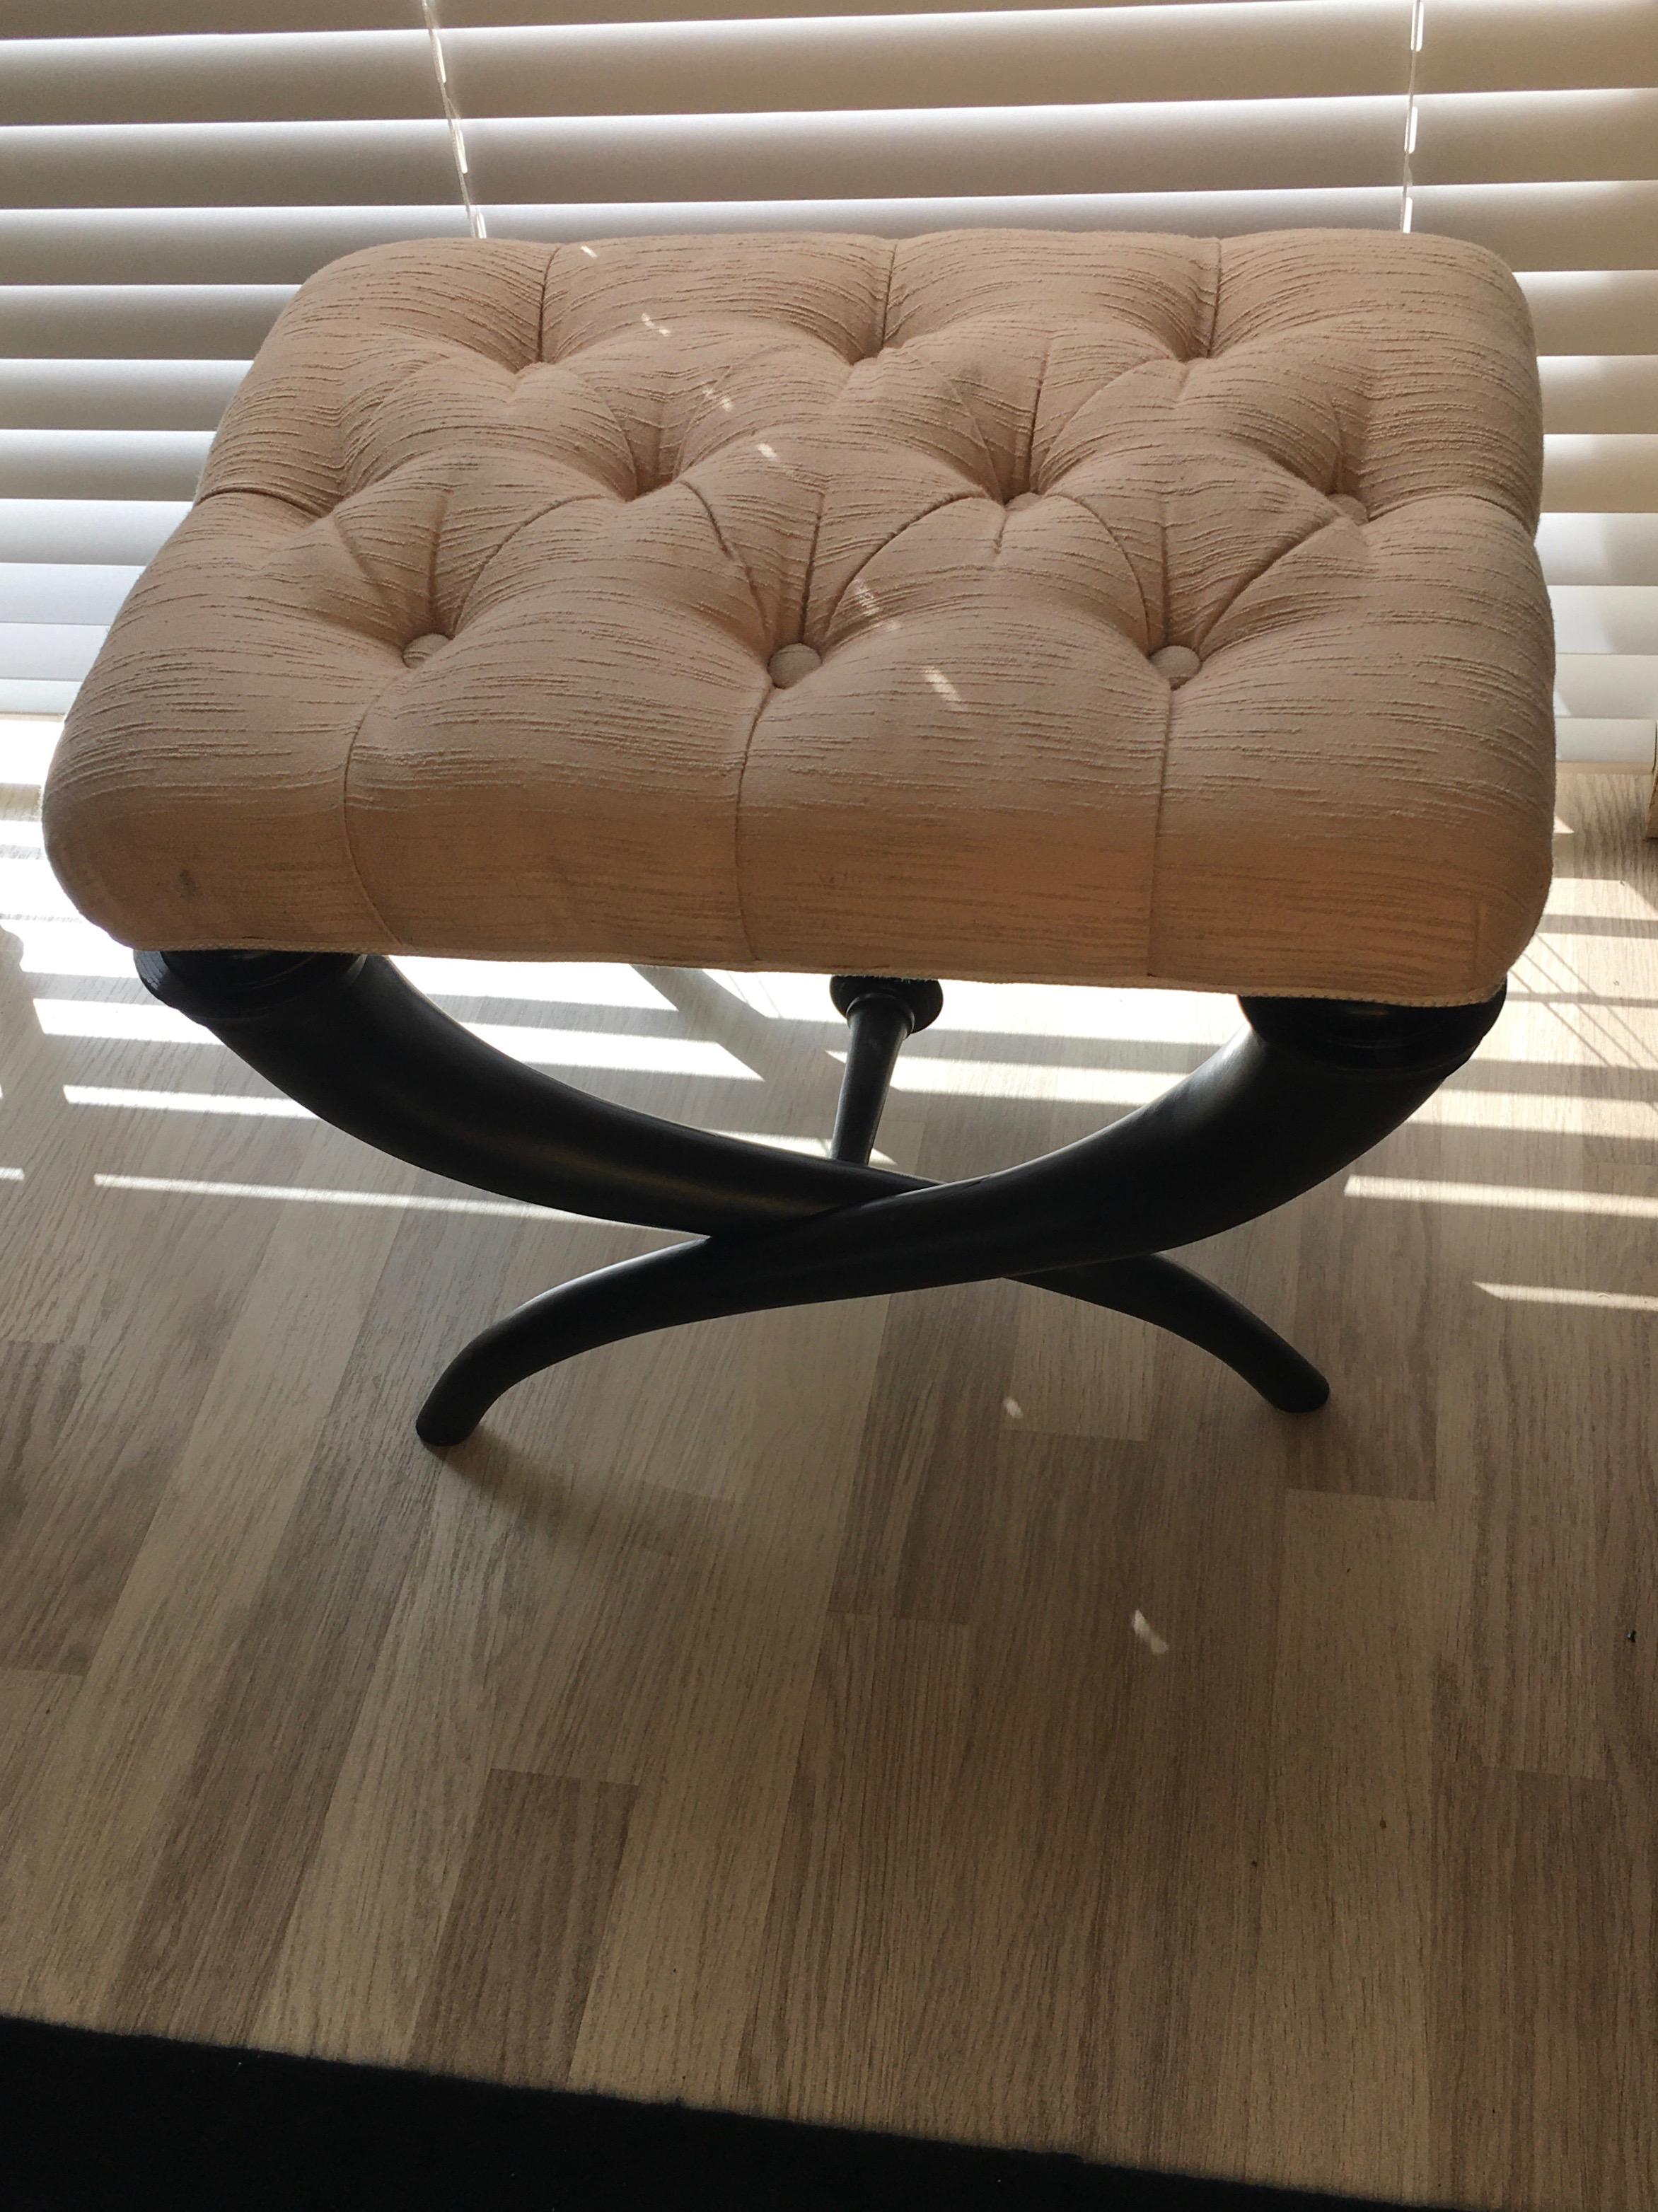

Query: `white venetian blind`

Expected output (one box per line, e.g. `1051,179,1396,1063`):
0,1,469,723
1,0,1654,772
1407,0,1658,772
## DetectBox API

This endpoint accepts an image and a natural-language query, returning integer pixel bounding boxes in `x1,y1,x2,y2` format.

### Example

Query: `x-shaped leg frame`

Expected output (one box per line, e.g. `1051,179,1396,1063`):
139,951,1503,1449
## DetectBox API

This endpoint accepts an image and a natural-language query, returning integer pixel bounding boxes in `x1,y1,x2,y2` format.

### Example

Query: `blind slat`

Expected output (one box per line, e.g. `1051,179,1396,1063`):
1550,586,1658,655
0,359,245,429
1553,718,1655,765
441,7,1411,119
0,499,189,564
18,4,414,31
1542,435,1658,514
1539,357,1658,435
1555,654,1658,718
7,185,1647,279
0,683,81,717
0,429,211,499
0,563,139,623
1537,514,1658,586
21,0,1330,25
0,207,470,284
0,32,443,125
0,122,462,209
1420,0,1658,95
439,0,1386,19
1413,91,1658,186
482,186,1403,238
0,284,293,356
1413,183,1658,270
0,625,108,682
1520,272,1658,354
465,99,1411,206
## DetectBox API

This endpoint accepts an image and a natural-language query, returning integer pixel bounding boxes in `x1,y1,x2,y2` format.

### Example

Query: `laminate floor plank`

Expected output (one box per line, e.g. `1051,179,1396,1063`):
0,1665,79,1848
1432,1767,1630,2212
739,1613,975,2126
100,1208,521,2046
0,1187,404,2025
1246,1494,1439,2204
0,1179,287,1673
567,1290,892,2109
410,1769,635,2086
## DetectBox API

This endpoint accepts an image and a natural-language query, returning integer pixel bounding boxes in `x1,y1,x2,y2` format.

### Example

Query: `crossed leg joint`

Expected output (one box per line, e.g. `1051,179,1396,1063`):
139,951,1503,1449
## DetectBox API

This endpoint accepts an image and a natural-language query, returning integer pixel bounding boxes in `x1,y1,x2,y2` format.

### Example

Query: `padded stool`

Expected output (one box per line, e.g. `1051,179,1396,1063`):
43,228,1555,1444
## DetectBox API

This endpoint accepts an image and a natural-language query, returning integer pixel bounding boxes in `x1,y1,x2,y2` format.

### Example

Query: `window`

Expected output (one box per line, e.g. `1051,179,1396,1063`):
3,0,1654,775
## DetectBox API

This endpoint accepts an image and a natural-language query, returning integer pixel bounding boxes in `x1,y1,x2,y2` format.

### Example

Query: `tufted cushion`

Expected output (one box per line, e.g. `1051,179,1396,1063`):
43,228,1554,1004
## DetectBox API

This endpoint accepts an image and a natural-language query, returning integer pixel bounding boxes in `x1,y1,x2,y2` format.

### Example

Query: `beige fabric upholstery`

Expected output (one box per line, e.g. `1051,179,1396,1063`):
44,228,1554,1003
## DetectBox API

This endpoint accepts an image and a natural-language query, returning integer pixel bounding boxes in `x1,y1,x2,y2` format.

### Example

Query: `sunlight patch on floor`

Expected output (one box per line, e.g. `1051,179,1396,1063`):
855,1055,1178,1105
65,1085,312,1119
1477,1282,1658,1312
91,1172,601,1224
395,956,673,1009
466,1021,759,1080
1416,1090,1658,1138
1347,1175,1658,1219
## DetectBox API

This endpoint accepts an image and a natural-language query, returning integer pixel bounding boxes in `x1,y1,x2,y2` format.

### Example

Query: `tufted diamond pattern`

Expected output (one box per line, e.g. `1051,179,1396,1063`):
45,228,1554,1003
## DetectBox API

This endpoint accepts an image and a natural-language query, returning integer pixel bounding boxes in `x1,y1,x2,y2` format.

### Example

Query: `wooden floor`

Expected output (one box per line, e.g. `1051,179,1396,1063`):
1,760,1654,2209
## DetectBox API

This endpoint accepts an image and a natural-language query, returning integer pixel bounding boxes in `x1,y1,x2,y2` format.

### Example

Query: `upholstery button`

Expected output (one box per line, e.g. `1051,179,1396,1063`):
768,643,821,687
1007,492,1040,512
1149,644,1201,687
402,632,448,666
1330,493,1368,523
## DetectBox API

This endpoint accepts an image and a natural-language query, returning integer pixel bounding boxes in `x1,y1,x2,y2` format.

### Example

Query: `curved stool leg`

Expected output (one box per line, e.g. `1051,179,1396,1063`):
141,949,1502,1451
414,994,1499,1443
416,1249,1326,1446
137,949,896,1234
1033,1256,1330,1415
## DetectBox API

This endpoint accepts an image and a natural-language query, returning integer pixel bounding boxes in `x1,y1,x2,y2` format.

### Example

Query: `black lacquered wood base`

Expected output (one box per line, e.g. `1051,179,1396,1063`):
139,949,1503,1449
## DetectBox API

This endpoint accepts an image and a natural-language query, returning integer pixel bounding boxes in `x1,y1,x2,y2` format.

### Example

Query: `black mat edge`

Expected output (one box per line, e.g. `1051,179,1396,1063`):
0,2011,1457,2212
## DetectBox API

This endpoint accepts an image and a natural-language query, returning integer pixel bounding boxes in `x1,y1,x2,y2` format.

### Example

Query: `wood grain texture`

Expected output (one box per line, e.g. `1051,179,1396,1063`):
0,927,109,1343
1,770,1655,2207
8,1187,402,2026
741,1612,975,2126
0,1667,80,1956
103,1213,495,2044
566,1290,893,2107
1246,1495,1438,2201
410,1771,634,2087
1433,1768,1632,2212
0,1667,79,1849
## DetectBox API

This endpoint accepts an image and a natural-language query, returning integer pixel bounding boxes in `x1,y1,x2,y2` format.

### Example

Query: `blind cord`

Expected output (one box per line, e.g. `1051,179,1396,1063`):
421,0,488,240
1401,0,1426,233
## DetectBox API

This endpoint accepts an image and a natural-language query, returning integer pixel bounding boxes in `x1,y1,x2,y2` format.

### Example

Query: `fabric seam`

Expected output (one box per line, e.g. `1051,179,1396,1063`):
823,489,982,637
1022,331,1056,496
729,683,770,963
682,475,768,639
1142,662,1178,980
337,672,412,949
898,348,1004,494
455,487,603,631
1202,238,1222,358
538,242,559,364
546,359,642,496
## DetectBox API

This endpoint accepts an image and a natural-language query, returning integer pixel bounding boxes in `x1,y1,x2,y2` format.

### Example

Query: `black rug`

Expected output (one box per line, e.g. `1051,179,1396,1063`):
0,2013,1442,2212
